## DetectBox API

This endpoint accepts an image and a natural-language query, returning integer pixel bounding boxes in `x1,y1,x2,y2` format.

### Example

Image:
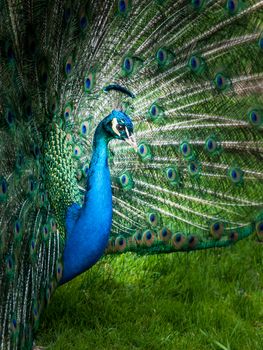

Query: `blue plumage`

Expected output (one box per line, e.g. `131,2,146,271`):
62,111,135,283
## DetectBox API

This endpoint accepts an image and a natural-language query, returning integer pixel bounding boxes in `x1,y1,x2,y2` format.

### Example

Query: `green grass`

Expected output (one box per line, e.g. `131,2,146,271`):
37,239,263,350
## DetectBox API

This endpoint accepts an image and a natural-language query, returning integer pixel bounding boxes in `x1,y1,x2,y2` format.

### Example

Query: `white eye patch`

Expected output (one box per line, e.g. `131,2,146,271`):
112,117,120,136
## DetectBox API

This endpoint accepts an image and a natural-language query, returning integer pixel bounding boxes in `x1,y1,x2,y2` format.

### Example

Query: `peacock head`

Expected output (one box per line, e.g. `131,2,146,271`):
102,110,137,150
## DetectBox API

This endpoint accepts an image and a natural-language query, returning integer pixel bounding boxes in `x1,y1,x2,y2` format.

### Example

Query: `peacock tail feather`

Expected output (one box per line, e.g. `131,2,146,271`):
0,0,262,348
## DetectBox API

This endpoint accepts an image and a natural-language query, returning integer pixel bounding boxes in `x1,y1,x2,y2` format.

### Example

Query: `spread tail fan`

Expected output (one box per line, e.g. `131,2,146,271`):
74,0,263,254
0,1,262,349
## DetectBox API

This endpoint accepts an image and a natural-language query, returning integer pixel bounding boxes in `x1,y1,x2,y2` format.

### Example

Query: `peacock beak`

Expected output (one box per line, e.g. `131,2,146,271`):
125,134,137,150
125,127,137,151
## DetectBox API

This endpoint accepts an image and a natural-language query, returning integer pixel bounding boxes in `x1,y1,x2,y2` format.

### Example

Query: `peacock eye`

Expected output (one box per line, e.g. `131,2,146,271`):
116,124,125,131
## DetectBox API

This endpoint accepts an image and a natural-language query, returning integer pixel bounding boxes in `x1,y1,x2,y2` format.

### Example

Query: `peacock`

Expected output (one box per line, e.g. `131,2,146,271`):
0,0,262,348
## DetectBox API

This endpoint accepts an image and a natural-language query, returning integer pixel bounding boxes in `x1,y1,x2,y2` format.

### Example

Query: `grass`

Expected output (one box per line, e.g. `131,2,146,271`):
36,239,263,350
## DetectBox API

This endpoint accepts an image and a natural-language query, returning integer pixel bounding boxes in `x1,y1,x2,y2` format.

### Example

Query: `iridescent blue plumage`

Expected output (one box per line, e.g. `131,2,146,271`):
62,111,135,283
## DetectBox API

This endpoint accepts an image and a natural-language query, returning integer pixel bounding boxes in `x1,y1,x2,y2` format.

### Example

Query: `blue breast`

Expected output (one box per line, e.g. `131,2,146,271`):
61,133,112,284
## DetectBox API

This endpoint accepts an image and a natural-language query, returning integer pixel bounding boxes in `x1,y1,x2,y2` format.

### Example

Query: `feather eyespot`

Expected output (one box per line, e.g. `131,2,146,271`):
65,55,74,76
122,55,143,76
180,141,194,160
139,144,145,155
66,63,71,74
30,239,37,259
188,235,198,249
47,217,57,232
207,139,216,151
156,48,174,68
159,227,172,242
56,261,63,282
205,136,221,155
229,231,239,241
165,167,180,185
80,16,88,30
157,48,166,63
42,224,50,240
10,313,20,343
80,121,90,136
138,142,152,161
226,0,241,15
189,56,198,70
64,102,73,120
119,0,127,12
15,222,20,233
143,230,155,246
63,2,72,23
0,177,8,202
118,0,131,14
156,48,170,66
32,294,44,329
214,73,231,91
248,108,262,127
31,239,35,250
84,72,96,93
73,145,82,159
119,171,134,190
171,233,186,249
167,168,176,180
32,300,39,324
45,280,56,304
115,236,127,251
121,175,127,185
149,213,156,224
228,167,243,184
123,57,133,74
210,221,224,239
132,231,143,244
5,255,15,279
86,79,91,89
147,211,160,227
6,256,13,269
14,220,22,242
188,55,205,74
148,103,164,122
151,105,157,116
189,162,197,173
82,124,87,134
188,161,201,177
5,109,15,127
106,238,115,253
79,5,89,30
82,163,89,177
11,316,19,336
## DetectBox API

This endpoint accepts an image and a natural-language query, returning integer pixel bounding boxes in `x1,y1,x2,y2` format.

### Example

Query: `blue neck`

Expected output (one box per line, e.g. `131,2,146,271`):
61,123,112,284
